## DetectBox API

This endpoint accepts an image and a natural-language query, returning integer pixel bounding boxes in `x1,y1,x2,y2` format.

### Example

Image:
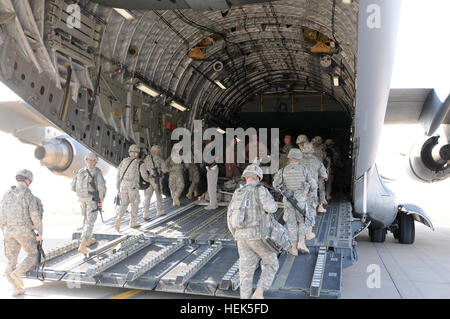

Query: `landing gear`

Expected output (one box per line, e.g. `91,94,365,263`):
398,212,415,244
369,226,386,243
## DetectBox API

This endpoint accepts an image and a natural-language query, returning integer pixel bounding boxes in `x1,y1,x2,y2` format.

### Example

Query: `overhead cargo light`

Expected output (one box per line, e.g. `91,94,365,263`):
113,8,134,20
333,75,340,86
170,101,187,112
214,80,227,90
136,83,160,97
216,127,226,134
342,0,352,4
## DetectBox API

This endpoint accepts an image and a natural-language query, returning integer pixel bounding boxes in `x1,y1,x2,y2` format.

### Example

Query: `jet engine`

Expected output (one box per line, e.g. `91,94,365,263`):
407,131,450,183
34,135,109,179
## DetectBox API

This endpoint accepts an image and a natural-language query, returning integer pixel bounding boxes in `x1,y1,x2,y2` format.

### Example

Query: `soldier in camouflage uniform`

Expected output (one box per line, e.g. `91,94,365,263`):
71,152,107,254
114,144,149,231
227,160,279,299
273,149,315,255
186,163,200,200
311,136,328,211
166,142,185,206
143,145,168,218
301,143,328,239
296,134,309,150
280,134,294,168
0,169,42,297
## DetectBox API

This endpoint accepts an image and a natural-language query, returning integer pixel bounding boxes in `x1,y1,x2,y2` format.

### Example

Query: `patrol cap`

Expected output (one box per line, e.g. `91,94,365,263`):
311,136,323,144
128,144,140,153
16,169,33,183
296,134,309,144
302,143,315,154
85,152,98,162
325,139,334,146
287,148,303,160
242,158,263,179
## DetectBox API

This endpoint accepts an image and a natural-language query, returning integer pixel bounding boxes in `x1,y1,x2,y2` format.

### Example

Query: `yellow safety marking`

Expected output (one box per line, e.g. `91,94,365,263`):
110,289,143,299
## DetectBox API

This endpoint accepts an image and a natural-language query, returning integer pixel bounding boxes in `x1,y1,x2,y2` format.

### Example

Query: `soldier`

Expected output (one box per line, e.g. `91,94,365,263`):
280,134,294,168
301,143,328,238
311,136,328,210
114,144,148,231
71,152,107,254
204,139,220,210
273,149,315,255
186,163,200,200
296,134,309,150
0,170,42,296
225,137,241,178
227,160,279,299
143,145,168,219
166,142,185,206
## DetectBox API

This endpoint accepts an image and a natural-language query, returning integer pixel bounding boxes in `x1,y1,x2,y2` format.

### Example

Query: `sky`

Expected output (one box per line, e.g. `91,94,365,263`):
0,0,448,221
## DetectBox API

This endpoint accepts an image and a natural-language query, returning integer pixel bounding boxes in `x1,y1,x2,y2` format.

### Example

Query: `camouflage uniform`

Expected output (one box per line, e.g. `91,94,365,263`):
301,143,327,225
273,163,314,242
116,145,149,228
227,179,279,299
227,161,279,299
205,142,219,209
143,146,168,217
166,157,185,205
311,137,327,205
71,165,106,242
0,184,42,288
186,163,200,199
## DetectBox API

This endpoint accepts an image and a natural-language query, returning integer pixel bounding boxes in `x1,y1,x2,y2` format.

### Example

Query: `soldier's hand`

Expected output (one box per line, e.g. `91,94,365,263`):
98,202,103,209
36,234,42,243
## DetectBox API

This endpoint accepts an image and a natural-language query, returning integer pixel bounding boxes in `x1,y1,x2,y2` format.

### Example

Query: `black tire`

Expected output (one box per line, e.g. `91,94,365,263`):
393,229,400,239
369,227,386,243
398,213,415,244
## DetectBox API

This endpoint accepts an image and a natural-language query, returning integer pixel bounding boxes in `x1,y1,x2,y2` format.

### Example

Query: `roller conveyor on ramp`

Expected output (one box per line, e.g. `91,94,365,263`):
27,198,362,298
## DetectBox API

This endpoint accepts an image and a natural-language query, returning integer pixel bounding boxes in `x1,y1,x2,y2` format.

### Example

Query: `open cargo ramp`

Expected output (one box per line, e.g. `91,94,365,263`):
27,199,361,298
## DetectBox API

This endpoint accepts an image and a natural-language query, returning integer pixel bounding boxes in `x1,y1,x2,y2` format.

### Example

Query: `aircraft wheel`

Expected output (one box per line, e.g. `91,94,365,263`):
369,226,386,243
398,213,415,244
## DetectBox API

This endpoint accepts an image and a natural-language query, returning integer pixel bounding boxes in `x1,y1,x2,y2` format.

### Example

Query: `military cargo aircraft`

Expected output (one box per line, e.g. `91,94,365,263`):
0,0,448,298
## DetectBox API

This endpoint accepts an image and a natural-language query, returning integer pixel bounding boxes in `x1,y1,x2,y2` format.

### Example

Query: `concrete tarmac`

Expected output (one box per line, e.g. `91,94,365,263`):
1,212,449,299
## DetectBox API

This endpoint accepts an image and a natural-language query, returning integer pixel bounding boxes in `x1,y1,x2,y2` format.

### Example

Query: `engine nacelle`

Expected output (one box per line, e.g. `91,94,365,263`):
34,135,110,179
407,134,450,183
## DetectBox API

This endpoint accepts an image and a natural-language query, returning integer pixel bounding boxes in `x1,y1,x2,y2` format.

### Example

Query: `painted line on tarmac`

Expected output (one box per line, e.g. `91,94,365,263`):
110,289,143,299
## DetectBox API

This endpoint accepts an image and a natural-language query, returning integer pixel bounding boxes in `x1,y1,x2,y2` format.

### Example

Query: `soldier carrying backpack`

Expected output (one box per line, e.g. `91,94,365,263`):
227,159,280,299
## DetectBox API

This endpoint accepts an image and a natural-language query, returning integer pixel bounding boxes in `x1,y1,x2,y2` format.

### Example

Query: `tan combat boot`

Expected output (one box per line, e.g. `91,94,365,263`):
143,211,150,220
317,204,326,213
78,238,90,255
11,287,26,297
10,272,24,289
306,226,316,241
297,236,310,254
129,217,141,228
289,242,298,256
251,286,265,299
186,192,192,199
204,204,218,210
87,237,96,246
157,210,165,217
173,195,180,206
114,216,122,231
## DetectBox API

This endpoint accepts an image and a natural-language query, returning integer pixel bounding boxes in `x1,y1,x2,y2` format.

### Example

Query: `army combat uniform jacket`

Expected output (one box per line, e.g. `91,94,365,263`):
0,185,42,277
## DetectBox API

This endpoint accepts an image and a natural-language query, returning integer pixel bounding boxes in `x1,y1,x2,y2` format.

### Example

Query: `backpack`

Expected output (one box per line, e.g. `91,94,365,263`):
75,169,94,198
229,184,261,229
139,161,150,190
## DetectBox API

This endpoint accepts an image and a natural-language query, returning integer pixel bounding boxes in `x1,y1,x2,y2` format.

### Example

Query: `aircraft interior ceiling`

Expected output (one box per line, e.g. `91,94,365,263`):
54,0,358,123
